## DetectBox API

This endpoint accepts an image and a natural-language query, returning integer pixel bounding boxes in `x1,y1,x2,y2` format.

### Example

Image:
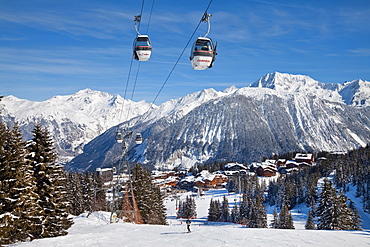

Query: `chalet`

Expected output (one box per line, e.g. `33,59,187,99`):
194,171,228,188
256,163,277,177
153,177,179,188
286,160,299,169
177,176,195,190
295,153,314,165
151,171,176,180
224,163,249,171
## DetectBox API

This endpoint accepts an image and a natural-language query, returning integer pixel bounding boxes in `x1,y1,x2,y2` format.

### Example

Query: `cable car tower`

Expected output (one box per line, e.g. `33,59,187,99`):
190,13,217,70
133,15,152,61
112,129,144,224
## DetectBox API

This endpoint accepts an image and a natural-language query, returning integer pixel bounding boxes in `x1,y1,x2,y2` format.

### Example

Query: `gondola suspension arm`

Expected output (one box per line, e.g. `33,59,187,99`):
201,13,211,38
134,15,142,35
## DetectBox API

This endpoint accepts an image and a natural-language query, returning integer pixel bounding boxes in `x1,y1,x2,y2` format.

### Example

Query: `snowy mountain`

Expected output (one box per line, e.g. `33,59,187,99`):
250,72,343,103
251,72,370,107
68,72,370,172
339,79,370,107
2,72,370,170
0,89,153,163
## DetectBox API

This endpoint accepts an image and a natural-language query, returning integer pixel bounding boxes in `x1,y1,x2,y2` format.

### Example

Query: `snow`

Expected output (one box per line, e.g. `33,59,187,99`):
11,188,370,247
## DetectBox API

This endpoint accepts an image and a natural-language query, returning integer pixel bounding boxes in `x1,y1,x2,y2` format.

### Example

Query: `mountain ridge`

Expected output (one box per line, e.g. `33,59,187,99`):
1,72,369,169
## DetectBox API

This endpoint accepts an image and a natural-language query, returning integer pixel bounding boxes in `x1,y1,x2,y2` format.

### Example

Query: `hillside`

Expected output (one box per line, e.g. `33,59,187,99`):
11,182,370,247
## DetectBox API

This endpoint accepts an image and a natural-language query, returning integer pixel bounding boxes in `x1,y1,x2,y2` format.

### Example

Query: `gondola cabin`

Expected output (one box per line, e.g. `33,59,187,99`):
190,37,216,70
135,133,143,144
116,132,123,143
133,35,152,61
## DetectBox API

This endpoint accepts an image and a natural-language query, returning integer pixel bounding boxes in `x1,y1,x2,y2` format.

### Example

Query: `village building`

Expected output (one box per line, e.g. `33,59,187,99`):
224,162,249,171
193,170,228,188
294,153,314,165
255,162,278,177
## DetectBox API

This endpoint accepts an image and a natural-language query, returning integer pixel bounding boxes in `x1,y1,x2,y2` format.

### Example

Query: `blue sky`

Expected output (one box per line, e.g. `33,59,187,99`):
1,0,370,105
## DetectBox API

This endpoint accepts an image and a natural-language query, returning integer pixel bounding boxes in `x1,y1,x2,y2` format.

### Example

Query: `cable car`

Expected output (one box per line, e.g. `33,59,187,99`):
116,131,123,143
190,37,216,70
133,35,152,61
189,13,217,70
135,133,143,144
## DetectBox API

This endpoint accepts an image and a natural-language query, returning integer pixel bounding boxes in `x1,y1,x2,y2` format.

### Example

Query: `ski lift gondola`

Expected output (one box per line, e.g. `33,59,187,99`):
133,15,152,61
116,131,123,143
135,133,143,145
133,35,152,61
190,13,217,70
190,37,216,70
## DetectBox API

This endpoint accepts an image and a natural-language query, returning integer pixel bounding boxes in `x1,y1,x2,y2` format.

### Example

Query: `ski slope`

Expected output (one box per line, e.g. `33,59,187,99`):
11,188,370,247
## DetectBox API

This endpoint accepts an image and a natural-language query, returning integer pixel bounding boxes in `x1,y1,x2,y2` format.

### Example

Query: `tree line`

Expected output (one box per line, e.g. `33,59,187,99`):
0,121,168,245
0,123,73,245
206,150,365,230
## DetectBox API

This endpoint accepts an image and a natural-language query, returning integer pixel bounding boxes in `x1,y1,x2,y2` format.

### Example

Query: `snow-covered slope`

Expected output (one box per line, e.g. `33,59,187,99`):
11,187,370,247
1,89,153,163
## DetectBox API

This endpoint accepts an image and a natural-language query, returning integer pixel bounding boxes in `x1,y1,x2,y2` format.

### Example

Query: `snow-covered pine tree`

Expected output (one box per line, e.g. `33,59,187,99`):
26,124,73,237
0,123,42,244
316,179,357,230
348,199,362,230
207,199,220,222
239,195,251,226
82,172,94,213
316,178,337,230
305,210,316,230
247,195,267,228
220,196,230,222
66,172,85,216
271,208,279,229
178,196,197,219
131,164,167,225
334,192,361,230
278,203,295,229
230,204,239,224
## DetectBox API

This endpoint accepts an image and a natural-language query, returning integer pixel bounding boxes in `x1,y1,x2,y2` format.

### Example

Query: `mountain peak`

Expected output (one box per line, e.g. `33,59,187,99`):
340,79,370,107
250,72,319,91
250,72,344,102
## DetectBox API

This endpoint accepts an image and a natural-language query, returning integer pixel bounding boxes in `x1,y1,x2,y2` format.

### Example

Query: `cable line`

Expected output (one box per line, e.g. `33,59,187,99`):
152,0,213,104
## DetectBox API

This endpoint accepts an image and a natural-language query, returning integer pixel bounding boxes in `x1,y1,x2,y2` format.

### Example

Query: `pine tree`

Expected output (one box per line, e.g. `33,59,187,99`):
27,124,73,237
207,199,221,222
230,204,239,223
66,172,85,216
316,179,337,230
271,208,279,229
238,195,250,226
278,203,295,229
220,196,230,222
305,210,316,230
248,195,268,228
316,179,358,230
131,164,167,224
348,199,362,230
0,123,42,244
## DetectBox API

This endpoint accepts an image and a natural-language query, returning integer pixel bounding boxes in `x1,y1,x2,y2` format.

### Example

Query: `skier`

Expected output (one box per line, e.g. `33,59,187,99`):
186,219,191,233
